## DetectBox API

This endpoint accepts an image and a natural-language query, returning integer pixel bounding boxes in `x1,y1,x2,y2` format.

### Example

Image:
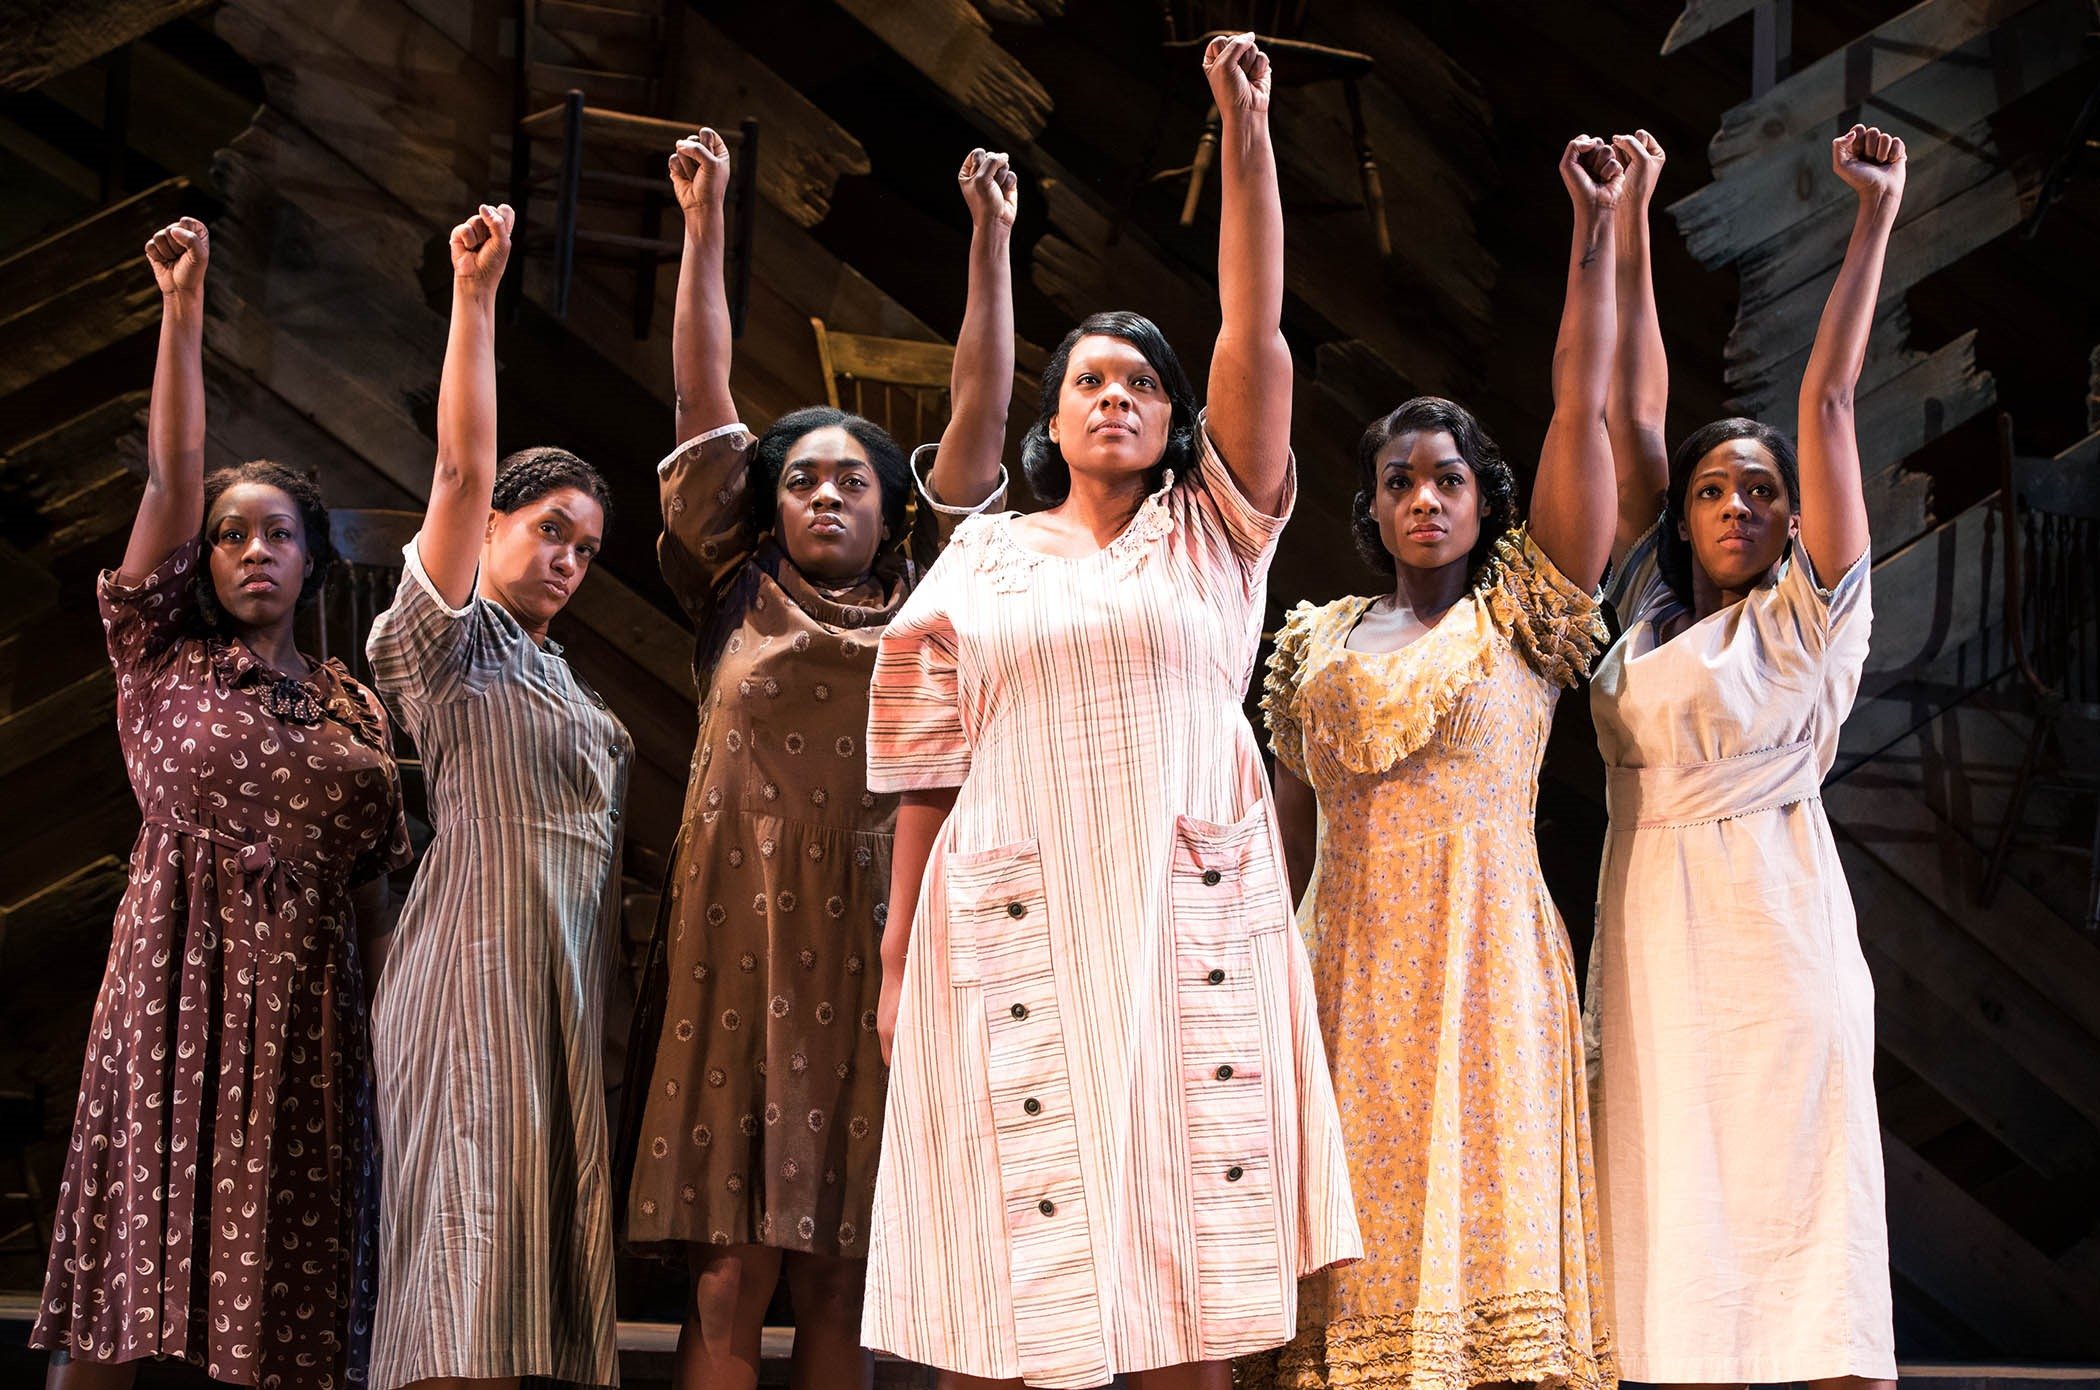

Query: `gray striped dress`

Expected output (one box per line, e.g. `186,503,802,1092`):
364,540,629,1389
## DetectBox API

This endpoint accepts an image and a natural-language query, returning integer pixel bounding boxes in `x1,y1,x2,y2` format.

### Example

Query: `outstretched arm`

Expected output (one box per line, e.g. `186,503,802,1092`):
670,128,740,444
418,204,514,606
1797,124,1905,582
1527,138,1625,592
121,217,211,583
927,149,1018,509
1606,130,1670,568
1202,32,1291,514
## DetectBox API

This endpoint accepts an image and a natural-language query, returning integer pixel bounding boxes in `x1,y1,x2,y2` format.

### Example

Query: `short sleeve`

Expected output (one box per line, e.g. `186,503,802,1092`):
658,422,758,612
906,441,1010,565
1484,529,1608,689
366,537,515,715
1605,511,1670,621
1774,539,1873,667
1189,410,1296,587
334,675,416,888
866,554,969,793
1261,601,1317,782
100,537,202,680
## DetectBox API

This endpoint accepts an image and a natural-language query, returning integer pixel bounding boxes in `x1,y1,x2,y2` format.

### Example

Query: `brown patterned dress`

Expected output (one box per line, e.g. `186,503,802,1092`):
620,423,1000,1257
32,538,412,1388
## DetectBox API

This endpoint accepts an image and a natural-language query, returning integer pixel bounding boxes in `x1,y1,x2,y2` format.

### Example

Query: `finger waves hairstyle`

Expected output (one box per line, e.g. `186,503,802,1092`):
1021,311,1199,505
193,460,334,632
1659,417,1799,604
493,445,616,529
1351,396,1518,585
749,407,912,538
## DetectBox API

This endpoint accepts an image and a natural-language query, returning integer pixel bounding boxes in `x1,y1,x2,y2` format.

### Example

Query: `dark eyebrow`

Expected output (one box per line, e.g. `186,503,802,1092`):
1385,457,1469,472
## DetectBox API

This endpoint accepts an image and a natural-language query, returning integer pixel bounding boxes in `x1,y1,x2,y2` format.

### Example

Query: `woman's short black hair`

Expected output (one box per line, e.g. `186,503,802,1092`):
1351,396,1519,584
1659,417,1800,602
493,445,615,531
1020,310,1199,504
749,407,912,538
193,459,334,631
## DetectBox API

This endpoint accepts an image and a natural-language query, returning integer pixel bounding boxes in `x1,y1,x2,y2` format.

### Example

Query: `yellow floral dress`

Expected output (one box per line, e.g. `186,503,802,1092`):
1253,532,1615,1390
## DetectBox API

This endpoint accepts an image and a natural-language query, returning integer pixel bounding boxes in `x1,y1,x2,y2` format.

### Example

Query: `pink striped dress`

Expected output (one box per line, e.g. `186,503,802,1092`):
863,424,1361,1388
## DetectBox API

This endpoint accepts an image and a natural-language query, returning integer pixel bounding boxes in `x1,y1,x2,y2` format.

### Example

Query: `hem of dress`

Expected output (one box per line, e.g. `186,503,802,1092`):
1247,1297,1615,1390
624,1228,871,1262
1618,1351,1897,1384
372,1356,618,1390
29,1334,267,1389
868,1332,1298,1390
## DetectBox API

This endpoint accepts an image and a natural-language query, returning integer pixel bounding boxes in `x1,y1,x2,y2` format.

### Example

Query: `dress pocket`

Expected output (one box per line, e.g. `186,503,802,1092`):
937,836,1045,990
1167,804,1288,1333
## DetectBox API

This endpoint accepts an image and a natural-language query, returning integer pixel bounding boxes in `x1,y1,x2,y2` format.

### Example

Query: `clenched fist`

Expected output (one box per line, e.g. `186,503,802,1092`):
1833,123,1906,204
1561,135,1627,217
669,127,732,217
450,203,514,293
145,216,209,300
959,148,1019,230
1203,31,1271,120
1611,129,1665,211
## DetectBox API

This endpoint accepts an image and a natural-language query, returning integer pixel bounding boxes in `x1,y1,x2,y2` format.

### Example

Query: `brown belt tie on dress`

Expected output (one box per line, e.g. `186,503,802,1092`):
145,812,291,876
1604,736,1823,830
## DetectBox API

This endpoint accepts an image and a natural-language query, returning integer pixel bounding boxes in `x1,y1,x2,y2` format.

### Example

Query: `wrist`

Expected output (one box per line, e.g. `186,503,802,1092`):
160,287,204,312
682,205,727,238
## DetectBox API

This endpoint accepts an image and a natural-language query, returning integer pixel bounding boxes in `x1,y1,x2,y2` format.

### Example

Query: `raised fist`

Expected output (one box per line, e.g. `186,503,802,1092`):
958,148,1019,230
1611,129,1665,209
1561,135,1627,215
1833,123,1906,203
449,203,513,291
669,127,732,215
1203,31,1271,119
145,216,209,299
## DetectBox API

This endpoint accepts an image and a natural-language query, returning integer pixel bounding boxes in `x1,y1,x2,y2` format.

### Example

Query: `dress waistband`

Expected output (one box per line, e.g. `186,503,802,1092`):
144,812,329,878
1604,737,1823,830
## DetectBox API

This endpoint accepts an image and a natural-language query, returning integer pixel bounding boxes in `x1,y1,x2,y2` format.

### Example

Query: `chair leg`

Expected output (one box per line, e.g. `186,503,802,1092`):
1344,78,1390,258
1179,102,1221,228
1981,706,2051,906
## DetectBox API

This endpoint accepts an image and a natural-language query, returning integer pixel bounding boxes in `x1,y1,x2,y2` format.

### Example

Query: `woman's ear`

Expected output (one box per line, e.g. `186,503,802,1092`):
485,511,500,543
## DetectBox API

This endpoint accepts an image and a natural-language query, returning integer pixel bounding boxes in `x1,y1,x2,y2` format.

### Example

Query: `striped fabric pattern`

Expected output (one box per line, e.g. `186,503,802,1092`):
363,541,629,1390
862,424,1362,1389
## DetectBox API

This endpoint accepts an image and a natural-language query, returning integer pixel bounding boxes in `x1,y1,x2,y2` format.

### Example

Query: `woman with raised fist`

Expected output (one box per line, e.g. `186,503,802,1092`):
33,216,412,1390
362,202,628,1390
617,130,1011,1390
863,34,1360,1390
1255,137,1624,1390
1585,124,1907,1390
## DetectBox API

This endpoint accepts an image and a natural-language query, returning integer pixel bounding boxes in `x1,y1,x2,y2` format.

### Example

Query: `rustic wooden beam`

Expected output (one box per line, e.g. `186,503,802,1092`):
1868,940,2100,1180
1882,1131,2100,1355
0,856,128,961
1709,0,2043,174
1725,169,2033,394
1660,0,1762,54
1667,0,2090,267
829,0,1052,145
0,669,114,782
1860,496,2001,679
0,0,212,91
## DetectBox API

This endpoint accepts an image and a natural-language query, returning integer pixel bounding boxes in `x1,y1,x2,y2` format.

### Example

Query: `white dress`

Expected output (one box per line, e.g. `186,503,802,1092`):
862,426,1361,1390
1583,518,1895,1383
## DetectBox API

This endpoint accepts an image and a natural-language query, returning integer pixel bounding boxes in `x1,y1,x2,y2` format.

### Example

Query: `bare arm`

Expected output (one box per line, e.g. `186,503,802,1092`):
1606,130,1670,569
876,786,958,1064
1527,138,1625,593
121,218,212,583
669,129,740,444
419,205,514,606
1201,33,1291,514
928,149,1017,509
1273,762,1317,908
352,873,394,998
1797,125,1905,582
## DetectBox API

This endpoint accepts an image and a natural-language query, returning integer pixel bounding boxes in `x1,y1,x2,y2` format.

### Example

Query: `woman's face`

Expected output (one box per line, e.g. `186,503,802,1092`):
774,425,889,582
1679,438,1796,594
206,481,312,632
1046,334,1174,488
1370,429,1486,574
481,485,605,630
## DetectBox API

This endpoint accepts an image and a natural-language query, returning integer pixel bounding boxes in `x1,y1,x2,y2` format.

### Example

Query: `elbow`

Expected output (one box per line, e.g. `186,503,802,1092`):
1804,382,1857,425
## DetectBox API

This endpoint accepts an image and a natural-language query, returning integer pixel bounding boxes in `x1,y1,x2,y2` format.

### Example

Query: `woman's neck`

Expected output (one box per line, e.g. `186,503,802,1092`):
236,619,308,677
476,572,552,648
1391,554,1472,624
1053,471,1155,548
1689,560,1775,621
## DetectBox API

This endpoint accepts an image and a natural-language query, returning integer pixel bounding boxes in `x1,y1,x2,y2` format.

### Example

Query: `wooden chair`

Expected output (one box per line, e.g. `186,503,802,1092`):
0,1082,49,1258
1980,413,2100,931
1155,0,1390,258
315,508,427,838
809,317,955,449
507,0,759,337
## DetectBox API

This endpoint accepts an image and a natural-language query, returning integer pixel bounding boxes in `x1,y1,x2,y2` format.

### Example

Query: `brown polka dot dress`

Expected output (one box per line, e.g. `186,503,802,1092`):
32,537,413,1387
618,423,1001,1257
